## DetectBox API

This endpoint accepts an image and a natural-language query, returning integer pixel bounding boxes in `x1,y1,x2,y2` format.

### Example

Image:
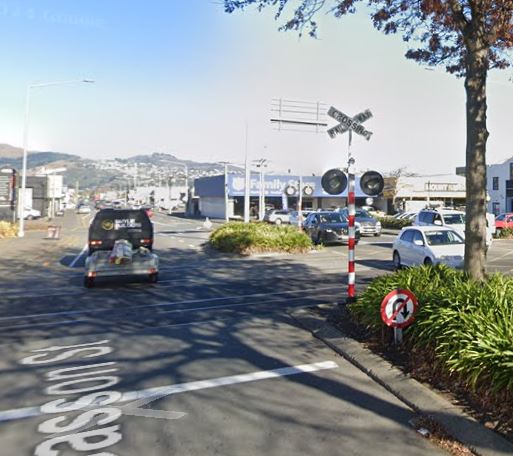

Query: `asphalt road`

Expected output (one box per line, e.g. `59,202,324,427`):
1,211,509,455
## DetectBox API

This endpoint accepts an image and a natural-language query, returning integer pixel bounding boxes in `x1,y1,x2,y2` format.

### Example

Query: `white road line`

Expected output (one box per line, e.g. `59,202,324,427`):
0,285,341,322
0,361,338,423
69,243,88,268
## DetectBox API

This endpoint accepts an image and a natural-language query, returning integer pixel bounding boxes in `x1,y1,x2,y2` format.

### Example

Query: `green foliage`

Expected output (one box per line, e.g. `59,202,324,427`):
377,216,412,229
350,265,513,393
497,227,513,239
210,222,313,255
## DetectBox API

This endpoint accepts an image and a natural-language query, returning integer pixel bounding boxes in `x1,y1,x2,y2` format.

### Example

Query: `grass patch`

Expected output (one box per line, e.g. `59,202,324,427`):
210,221,313,255
349,265,513,394
0,221,17,239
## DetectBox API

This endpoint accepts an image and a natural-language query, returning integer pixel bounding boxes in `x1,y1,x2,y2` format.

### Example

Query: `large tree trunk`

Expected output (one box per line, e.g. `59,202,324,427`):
464,43,489,281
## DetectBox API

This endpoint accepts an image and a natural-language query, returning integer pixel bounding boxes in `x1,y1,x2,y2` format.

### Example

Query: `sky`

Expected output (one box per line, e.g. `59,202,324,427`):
0,0,512,176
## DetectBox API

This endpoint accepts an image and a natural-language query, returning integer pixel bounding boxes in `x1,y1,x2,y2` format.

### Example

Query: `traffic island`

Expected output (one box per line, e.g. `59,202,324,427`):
290,305,513,456
209,221,313,255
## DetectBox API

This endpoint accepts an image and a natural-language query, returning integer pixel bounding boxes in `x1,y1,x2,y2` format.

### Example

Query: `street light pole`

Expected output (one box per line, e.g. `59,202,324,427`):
17,79,94,237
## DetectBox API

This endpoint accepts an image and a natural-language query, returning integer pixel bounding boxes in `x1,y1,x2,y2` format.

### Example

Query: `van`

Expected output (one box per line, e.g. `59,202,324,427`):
88,208,153,255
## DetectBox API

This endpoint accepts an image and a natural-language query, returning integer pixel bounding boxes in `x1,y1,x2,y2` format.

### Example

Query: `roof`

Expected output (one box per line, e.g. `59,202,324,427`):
401,225,457,232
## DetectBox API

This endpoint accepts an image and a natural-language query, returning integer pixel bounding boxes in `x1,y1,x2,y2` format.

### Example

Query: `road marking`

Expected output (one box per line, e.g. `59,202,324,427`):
69,244,88,268
0,286,342,322
0,361,338,423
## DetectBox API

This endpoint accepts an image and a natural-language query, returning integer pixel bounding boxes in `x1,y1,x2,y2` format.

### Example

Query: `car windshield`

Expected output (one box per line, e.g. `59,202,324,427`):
320,213,346,223
496,214,506,221
355,210,371,218
443,214,465,224
425,230,464,245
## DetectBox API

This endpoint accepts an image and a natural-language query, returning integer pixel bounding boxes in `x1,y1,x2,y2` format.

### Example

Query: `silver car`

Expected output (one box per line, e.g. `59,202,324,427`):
263,209,290,225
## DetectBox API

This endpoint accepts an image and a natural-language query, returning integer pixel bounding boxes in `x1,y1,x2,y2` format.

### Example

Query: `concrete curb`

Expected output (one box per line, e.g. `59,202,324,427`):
289,306,513,456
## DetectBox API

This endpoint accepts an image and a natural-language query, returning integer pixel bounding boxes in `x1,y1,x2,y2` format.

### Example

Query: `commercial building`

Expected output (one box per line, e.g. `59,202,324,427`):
193,173,382,219
484,158,513,215
386,175,466,213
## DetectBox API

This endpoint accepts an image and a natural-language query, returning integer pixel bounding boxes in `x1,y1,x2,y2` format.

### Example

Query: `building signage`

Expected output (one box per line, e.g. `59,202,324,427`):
0,168,15,207
226,174,368,198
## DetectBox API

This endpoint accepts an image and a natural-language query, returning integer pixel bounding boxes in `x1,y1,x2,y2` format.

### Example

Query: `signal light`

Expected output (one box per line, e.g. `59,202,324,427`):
360,171,384,196
321,169,347,195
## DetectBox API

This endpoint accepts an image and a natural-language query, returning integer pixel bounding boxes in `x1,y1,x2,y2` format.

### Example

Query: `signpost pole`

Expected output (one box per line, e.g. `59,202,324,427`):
298,175,303,229
347,130,356,303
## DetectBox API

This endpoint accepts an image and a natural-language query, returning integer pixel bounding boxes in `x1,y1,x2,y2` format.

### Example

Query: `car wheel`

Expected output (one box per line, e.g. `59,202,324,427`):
374,232,381,237
393,251,401,270
83,277,94,288
424,257,433,266
275,218,282,225
149,272,159,283
26,215,33,220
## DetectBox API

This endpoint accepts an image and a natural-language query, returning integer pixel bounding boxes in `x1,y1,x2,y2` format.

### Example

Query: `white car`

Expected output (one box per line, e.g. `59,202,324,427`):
393,226,465,269
22,207,41,220
77,205,92,214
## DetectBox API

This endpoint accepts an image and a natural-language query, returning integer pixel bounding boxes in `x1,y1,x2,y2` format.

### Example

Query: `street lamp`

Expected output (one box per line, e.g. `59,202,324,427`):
18,79,95,237
253,158,268,220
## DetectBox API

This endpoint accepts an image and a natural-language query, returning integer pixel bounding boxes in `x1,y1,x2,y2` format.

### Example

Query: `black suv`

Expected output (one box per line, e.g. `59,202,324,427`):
88,208,154,255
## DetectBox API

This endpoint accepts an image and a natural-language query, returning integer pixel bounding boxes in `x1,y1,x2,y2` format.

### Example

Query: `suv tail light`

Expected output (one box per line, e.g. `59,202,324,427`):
89,240,103,247
140,238,151,245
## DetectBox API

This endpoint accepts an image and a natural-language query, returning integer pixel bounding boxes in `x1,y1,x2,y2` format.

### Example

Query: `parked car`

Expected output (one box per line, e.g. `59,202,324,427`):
414,208,493,247
303,211,361,245
22,207,41,220
494,213,513,233
289,210,313,227
77,205,92,214
338,208,381,236
263,209,290,225
393,226,465,269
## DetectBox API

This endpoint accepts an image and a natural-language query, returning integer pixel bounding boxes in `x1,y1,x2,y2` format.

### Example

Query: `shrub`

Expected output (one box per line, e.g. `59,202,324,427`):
0,221,17,239
210,221,313,255
497,227,513,239
377,216,412,229
349,265,513,393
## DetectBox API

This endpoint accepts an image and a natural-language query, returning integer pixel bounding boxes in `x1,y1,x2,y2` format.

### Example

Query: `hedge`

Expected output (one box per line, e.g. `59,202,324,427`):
377,216,412,230
210,221,313,255
349,265,513,393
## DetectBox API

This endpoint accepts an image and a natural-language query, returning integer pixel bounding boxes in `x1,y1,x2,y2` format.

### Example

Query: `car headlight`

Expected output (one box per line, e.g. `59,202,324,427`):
376,221,381,228
326,228,333,233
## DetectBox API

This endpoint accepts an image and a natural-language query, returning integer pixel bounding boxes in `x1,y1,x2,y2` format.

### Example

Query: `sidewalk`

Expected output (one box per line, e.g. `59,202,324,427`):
290,305,513,456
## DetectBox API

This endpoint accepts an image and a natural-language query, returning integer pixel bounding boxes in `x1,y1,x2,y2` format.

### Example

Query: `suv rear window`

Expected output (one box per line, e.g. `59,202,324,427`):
89,209,153,248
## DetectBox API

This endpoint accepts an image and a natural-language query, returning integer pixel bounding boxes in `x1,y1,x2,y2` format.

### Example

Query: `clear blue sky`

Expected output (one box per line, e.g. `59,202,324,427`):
1,0,512,175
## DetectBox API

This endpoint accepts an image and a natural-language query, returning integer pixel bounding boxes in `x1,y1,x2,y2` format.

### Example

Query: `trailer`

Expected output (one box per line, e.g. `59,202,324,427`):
84,246,159,288
84,208,158,287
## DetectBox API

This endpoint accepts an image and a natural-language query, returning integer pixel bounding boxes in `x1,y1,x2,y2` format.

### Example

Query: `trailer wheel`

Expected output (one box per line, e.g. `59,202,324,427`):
149,273,159,284
84,277,95,288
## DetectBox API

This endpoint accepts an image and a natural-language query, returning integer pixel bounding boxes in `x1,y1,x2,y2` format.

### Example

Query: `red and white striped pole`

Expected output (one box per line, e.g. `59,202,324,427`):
347,131,356,303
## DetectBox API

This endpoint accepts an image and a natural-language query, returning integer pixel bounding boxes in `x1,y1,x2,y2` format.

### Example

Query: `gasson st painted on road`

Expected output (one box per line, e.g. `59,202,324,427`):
20,339,123,456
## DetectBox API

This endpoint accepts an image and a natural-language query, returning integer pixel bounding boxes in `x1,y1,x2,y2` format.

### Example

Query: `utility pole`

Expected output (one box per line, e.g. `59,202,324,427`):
253,158,268,220
244,122,250,223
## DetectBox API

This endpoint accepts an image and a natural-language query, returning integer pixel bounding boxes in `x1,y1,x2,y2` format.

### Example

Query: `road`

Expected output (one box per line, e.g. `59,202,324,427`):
1,211,510,455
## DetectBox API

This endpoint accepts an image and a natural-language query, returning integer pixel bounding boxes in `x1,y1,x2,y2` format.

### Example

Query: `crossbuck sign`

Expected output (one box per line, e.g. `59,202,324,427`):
327,107,373,140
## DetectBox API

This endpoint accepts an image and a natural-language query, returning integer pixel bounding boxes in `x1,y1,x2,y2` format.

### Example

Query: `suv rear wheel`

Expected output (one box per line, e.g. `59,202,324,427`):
424,257,433,266
275,218,282,225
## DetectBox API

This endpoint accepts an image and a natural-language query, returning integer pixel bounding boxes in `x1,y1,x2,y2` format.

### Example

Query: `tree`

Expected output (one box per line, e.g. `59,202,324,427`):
224,0,513,280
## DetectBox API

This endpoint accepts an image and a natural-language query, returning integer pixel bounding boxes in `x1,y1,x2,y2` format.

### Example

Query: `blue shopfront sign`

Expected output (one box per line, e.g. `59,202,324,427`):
227,173,367,198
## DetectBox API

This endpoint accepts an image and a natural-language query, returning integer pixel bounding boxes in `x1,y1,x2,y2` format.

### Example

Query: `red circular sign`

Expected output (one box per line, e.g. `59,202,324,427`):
380,289,418,329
